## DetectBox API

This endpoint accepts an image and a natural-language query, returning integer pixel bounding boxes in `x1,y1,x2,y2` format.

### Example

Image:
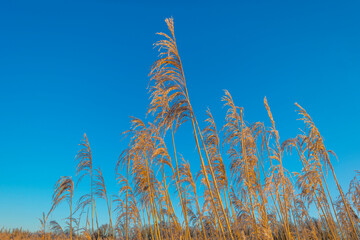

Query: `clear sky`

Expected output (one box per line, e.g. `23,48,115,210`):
0,0,359,231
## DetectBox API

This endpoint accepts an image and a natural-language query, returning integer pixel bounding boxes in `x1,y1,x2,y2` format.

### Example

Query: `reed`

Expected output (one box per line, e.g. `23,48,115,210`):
75,134,95,238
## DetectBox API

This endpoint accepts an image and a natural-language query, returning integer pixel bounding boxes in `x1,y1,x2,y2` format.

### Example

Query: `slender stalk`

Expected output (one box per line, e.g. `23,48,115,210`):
190,116,227,239
170,126,191,240
70,196,73,240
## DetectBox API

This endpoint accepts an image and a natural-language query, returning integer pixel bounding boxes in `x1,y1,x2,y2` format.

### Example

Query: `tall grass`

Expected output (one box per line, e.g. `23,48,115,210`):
21,17,360,240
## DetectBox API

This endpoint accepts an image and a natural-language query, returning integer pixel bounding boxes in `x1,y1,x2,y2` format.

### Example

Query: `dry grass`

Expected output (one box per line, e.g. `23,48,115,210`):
4,18,360,240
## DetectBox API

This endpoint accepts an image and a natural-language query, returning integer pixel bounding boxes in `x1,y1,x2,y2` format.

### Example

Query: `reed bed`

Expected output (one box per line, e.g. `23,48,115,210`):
7,18,360,240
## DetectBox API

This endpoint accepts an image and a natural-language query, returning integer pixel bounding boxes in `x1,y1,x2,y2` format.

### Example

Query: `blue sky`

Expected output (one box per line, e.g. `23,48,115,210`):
0,0,360,231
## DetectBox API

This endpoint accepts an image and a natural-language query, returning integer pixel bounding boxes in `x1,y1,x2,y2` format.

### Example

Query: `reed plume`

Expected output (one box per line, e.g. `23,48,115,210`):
75,133,95,238
51,176,74,240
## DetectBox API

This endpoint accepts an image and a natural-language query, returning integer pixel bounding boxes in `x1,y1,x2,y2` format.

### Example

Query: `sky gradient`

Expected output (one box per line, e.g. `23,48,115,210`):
1,0,360,231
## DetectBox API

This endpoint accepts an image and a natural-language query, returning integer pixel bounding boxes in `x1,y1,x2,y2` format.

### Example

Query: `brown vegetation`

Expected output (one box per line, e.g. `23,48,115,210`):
3,18,359,240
